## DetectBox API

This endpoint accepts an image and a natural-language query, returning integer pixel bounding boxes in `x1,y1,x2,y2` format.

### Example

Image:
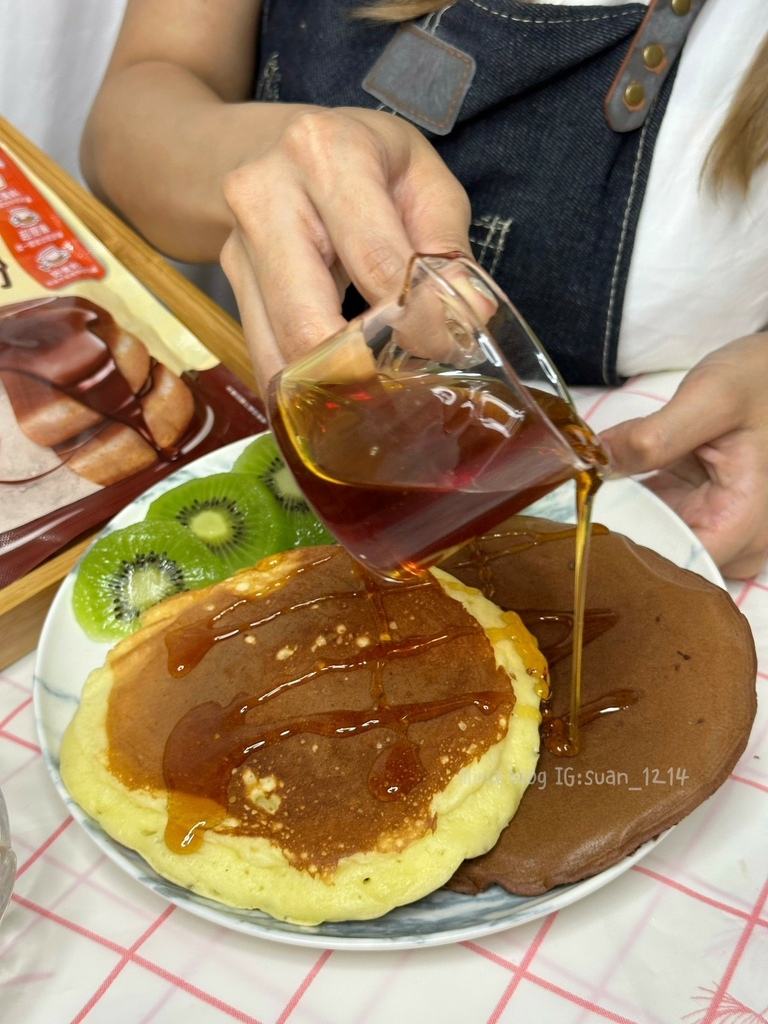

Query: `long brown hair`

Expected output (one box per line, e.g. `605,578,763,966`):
704,31,768,195
356,0,768,195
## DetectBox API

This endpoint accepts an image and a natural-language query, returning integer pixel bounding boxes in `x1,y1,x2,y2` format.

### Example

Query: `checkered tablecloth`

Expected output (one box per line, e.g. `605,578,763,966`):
1,374,766,1024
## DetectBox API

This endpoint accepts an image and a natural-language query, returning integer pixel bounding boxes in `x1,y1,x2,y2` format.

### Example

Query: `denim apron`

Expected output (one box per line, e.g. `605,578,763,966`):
255,2,677,385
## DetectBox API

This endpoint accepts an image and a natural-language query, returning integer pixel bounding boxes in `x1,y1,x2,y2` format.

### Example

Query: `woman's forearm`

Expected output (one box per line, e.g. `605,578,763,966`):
81,60,316,263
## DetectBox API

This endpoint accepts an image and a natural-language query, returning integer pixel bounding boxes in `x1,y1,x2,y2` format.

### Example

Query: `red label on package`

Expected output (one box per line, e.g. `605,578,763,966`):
0,146,105,289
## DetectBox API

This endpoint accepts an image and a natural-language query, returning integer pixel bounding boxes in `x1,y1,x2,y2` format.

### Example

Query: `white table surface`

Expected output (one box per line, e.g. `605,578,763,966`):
1,374,766,1024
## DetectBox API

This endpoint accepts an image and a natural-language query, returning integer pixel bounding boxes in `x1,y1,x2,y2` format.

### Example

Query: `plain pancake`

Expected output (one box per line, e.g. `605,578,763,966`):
443,516,758,896
60,546,545,925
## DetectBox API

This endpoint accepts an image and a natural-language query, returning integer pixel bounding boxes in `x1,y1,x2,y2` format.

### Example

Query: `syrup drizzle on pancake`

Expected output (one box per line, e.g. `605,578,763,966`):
454,521,633,755
107,548,519,860
163,687,514,853
155,534,633,854
109,535,635,865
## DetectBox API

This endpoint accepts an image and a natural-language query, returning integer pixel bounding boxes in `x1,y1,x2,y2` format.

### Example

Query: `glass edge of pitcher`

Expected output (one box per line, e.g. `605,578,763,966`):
404,253,602,475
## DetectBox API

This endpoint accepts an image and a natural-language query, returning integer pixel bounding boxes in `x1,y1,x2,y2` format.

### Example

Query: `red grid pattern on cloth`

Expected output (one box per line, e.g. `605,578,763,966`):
1,374,767,1024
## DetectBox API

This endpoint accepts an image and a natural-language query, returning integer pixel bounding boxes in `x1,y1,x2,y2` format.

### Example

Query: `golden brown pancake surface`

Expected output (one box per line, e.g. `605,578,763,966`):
61,545,544,923
109,547,519,864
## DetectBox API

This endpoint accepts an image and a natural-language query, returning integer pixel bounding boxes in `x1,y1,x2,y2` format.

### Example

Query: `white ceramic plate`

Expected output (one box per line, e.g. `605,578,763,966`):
33,436,723,951
0,786,16,928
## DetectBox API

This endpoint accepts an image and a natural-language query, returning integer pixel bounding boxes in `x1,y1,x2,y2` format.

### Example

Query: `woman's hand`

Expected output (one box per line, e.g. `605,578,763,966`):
80,1,471,394
600,334,768,579
219,106,472,394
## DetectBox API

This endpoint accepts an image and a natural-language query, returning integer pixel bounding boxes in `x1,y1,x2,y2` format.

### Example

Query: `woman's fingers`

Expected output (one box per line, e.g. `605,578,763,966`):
720,546,768,580
277,109,471,303
600,335,768,578
221,108,472,386
639,440,768,577
220,228,347,396
600,365,742,480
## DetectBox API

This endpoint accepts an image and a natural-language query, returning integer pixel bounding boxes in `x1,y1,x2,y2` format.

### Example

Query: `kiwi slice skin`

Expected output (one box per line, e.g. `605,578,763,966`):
232,432,334,547
73,521,221,642
144,471,290,575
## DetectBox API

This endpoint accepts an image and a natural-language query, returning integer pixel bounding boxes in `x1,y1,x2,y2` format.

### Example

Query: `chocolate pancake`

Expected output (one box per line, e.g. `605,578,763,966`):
443,516,757,896
61,546,545,925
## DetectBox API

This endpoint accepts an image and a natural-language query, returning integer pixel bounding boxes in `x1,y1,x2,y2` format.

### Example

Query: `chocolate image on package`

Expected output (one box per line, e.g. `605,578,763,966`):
0,295,195,488
443,517,758,896
60,545,545,926
0,295,265,588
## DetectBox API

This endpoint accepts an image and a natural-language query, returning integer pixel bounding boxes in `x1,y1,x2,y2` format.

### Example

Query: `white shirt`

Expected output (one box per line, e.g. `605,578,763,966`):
543,0,768,375
620,0,768,375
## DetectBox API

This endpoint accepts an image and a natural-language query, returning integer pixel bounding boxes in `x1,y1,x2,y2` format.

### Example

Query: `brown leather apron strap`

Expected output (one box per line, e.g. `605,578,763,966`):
605,0,708,132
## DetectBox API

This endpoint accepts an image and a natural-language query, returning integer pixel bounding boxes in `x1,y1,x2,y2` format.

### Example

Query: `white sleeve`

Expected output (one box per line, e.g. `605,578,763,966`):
617,0,768,376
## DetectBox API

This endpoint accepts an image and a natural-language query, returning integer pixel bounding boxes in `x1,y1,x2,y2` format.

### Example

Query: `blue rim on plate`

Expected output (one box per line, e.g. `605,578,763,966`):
0,785,16,928
32,436,723,951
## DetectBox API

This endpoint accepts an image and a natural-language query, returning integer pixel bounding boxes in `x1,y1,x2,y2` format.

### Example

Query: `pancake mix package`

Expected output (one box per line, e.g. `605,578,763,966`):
0,142,265,589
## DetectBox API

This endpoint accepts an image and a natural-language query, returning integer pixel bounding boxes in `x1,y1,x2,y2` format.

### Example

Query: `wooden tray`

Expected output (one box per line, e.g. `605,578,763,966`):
0,117,257,669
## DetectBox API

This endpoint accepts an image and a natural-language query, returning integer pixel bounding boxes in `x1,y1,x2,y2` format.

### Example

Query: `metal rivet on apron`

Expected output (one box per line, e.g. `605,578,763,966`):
605,0,706,132
642,44,665,70
623,82,646,110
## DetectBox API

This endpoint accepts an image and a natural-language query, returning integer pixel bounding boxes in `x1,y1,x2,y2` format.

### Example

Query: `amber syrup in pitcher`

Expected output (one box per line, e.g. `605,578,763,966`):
267,370,608,753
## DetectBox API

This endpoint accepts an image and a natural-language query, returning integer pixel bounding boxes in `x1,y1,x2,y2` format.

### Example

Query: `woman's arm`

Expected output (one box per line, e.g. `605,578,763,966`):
83,2,767,578
80,0,316,261
82,0,472,387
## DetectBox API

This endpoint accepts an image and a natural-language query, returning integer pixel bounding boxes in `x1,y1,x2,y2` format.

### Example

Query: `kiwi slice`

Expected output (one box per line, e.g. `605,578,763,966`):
232,433,334,547
144,471,289,574
73,521,221,642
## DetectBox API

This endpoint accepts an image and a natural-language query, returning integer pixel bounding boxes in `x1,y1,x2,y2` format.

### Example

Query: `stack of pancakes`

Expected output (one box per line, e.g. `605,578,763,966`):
60,519,757,924
61,546,544,925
